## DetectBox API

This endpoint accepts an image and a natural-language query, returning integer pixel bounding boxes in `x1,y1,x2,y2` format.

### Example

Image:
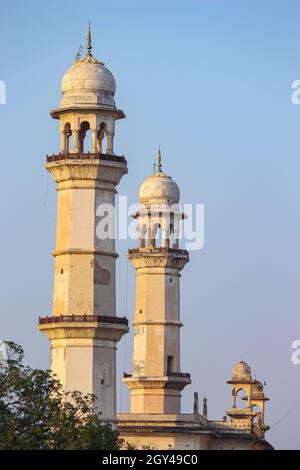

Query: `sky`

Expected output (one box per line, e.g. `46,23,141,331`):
1,0,300,449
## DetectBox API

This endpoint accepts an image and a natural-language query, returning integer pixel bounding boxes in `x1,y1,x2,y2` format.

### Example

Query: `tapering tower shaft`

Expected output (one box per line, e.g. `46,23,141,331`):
124,246,190,414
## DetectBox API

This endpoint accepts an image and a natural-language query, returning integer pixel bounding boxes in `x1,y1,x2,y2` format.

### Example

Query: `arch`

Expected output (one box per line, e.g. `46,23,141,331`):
169,223,174,248
152,223,162,247
235,388,248,409
79,121,91,153
97,122,107,154
252,405,261,425
164,222,178,249
63,122,72,153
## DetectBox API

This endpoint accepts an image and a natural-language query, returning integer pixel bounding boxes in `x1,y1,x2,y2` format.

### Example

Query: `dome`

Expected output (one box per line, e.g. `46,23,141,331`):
60,54,116,109
139,172,180,206
139,150,180,206
232,360,252,381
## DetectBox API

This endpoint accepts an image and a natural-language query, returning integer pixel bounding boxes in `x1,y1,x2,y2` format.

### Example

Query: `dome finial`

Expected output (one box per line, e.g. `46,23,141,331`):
157,146,162,173
87,20,92,56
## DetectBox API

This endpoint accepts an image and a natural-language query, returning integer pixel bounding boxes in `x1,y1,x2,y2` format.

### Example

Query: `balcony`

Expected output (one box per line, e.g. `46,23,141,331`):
123,372,191,379
168,372,191,379
39,314,128,326
46,152,127,164
128,247,188,256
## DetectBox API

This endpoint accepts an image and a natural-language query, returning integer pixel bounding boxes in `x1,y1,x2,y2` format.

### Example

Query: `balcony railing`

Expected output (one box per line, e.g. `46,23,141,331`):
168,372,191,379
39,314,128,326
122,372,191,379
46,152,127,164
128,247,188,256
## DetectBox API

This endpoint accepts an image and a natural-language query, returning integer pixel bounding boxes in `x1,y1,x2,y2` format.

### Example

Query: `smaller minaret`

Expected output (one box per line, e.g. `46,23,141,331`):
123,150,191,414
247,379,270,433
226,360,269,436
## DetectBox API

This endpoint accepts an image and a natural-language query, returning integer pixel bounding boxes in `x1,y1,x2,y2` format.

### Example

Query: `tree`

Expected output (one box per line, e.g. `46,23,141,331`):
0,342,121,450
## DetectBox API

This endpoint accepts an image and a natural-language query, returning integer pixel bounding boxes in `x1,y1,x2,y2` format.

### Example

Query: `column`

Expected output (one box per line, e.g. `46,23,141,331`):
71,129,79,153
106,131,114,154
91,128,97,153
60,131,66,153
233,393,237,408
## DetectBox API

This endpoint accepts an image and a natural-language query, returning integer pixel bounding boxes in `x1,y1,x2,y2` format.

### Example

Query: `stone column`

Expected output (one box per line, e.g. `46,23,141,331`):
106,131,114,154
172,235,179,249
163,230,170,248
91,128,98,153
60,131,66,153
147,218,153,247
139,226,145,248
233,394,237,408
71,129,79,153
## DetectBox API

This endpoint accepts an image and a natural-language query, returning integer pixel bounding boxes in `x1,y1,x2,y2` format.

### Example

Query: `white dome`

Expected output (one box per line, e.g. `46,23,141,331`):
60,54,116,109
232,361,252,381
139,171,180,206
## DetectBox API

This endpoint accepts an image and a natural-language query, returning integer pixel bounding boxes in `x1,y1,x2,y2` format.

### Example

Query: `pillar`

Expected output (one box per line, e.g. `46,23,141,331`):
106,130,114,154
71,128,79,153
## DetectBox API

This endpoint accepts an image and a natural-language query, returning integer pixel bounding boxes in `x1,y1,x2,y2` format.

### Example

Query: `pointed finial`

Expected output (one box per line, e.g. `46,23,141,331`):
157,146,162,173
87,21,92,56
193,392,199,415
202,396,208,419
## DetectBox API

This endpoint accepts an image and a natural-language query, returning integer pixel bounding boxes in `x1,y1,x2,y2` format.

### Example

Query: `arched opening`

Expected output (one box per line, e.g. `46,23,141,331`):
167,355,174,374
79,121,91,153
165,223,179,249
97,122,107,154
152,223,162,247
235,388,248,409
252,405,262,425
139,224,147,248
168,223,174,248
63,122,72,153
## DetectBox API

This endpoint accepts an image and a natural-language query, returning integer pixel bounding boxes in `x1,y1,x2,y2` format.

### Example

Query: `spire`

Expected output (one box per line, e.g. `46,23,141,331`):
193,392,199,415
87,21,92,56
202,397,208,419
157,146,162,173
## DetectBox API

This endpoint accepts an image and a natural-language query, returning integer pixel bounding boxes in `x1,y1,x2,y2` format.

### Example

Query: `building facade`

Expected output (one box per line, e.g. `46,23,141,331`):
39,29,273,449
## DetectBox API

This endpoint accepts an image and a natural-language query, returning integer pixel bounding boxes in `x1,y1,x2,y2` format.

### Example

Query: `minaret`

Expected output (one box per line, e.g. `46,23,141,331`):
123,150,191,414
226,360,269,436
38,27,128,423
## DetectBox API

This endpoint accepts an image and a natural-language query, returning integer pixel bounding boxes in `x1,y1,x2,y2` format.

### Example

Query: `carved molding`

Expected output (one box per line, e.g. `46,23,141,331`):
45,159,127,186
52,248,119,258
38,321,128,342
129,253,189,271
123,375,191,391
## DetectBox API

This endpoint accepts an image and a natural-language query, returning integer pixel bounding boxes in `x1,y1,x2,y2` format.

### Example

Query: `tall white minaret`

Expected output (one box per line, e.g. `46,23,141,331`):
123,150,191,414
39,27,128,423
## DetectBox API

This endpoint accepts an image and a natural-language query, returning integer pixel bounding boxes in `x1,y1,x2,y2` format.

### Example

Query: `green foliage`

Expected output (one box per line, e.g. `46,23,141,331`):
0,342,120,450
125,441,157,450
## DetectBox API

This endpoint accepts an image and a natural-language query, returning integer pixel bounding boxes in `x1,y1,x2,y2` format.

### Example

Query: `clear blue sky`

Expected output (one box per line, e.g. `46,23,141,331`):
1,0,300,449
